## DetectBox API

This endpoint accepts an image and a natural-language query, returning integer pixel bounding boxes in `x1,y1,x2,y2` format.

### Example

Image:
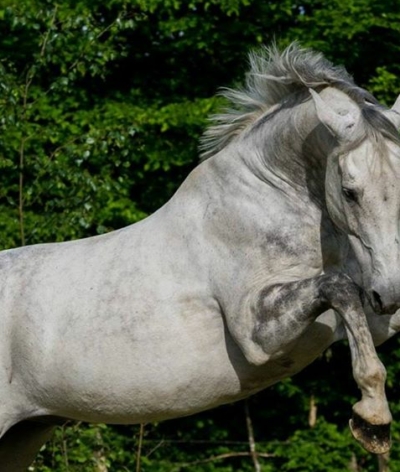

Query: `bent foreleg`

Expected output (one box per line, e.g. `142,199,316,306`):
252,272,391,454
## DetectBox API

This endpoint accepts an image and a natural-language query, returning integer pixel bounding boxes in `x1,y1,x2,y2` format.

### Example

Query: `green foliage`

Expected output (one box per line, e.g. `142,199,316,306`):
0,0,399,471
274,420,356,471
368,67,400,105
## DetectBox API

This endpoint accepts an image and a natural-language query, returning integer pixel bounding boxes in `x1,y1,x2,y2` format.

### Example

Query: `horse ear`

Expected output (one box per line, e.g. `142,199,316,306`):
309,89,357,141
392,94,400,113
383,94,400,130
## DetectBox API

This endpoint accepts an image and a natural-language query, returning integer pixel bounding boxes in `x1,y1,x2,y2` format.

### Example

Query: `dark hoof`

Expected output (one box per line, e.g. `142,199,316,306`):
349,412,391,454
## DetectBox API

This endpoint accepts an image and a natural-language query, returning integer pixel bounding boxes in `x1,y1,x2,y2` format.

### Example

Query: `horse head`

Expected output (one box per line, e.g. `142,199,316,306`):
312,89,400,314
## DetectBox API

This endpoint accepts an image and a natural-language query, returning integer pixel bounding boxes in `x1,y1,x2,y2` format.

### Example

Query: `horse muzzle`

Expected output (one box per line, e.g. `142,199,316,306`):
368,284,400,315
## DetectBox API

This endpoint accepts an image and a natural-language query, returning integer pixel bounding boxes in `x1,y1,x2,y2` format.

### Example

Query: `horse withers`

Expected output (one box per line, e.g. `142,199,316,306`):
1,43,400,470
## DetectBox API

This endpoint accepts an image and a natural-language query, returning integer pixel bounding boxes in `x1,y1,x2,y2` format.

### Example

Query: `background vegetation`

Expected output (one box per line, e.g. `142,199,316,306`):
0,0,400,470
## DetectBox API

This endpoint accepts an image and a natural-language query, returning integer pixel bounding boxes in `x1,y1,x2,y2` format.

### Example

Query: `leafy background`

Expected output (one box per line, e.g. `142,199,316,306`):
1,0,400,470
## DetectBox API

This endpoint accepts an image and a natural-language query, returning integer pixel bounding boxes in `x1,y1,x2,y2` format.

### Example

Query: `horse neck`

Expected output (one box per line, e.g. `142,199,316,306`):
244,99,335,205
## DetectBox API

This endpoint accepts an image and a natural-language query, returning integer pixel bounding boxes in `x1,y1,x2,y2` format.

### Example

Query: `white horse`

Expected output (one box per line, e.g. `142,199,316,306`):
2,43,400,470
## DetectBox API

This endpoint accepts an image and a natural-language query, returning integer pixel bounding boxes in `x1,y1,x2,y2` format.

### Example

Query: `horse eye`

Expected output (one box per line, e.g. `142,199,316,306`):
342,187,358,203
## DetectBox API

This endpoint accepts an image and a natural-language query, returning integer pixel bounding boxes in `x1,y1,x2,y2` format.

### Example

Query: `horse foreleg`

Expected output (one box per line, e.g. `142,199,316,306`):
0,419,57,472
252,273,391,454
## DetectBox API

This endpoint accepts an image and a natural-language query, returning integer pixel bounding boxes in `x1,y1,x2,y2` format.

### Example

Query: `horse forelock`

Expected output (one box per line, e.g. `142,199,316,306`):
199,42,399,160
361,106,400,149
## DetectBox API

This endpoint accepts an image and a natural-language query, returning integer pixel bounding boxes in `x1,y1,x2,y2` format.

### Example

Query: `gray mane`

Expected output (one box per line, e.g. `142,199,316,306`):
199,42,399,160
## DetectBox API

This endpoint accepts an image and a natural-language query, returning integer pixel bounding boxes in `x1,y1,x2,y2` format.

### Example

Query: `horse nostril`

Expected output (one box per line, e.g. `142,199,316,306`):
372,290,383,313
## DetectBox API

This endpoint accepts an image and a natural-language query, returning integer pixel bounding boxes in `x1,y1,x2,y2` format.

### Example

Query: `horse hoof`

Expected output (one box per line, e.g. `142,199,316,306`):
349,412,391,454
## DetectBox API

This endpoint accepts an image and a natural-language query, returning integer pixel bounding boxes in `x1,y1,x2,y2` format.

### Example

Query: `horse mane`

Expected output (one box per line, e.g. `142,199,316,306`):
199,42,399,160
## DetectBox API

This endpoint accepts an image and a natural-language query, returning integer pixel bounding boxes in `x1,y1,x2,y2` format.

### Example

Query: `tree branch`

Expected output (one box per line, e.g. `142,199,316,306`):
245,399,261,472
172,451,275,470
18,136,29,246
136,423,145,472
